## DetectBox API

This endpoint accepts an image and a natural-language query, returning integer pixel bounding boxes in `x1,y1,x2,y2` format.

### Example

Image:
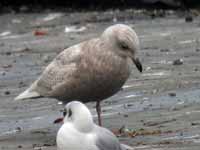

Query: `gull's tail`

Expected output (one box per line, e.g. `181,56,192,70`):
15,89,40,101
14,82,41,101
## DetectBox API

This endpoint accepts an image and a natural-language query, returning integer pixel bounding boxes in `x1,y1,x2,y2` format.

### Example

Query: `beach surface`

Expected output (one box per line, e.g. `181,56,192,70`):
0,10,200,149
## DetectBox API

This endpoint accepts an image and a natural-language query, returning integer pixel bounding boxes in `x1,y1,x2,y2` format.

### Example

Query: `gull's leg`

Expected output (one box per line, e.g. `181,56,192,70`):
96,101,102,126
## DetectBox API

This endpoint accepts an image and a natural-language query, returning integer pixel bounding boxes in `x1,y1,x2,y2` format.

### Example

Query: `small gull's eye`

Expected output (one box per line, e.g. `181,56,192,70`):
63,109,67,117
68,109,72,117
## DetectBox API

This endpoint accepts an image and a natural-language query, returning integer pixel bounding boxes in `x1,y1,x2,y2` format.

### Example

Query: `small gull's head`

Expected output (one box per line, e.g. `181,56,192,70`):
63,101,94,132
101,24,142,72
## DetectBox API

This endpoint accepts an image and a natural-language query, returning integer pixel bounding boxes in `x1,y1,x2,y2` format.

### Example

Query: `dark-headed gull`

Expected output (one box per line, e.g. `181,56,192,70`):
15,24,142,126
56,101,134,150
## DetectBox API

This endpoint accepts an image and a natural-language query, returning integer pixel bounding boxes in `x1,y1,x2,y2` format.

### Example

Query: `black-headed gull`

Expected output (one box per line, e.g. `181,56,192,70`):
56,101,134,150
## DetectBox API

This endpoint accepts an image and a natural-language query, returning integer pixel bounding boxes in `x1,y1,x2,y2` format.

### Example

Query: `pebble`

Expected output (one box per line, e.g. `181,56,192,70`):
185,16,193,22
168,92,176,97
4,91,10,95
16,127,22,132
191,122,200,126
1,71,6,76
2,64,12,68
173,59,183,65
5,51,11,55
124,114,129,118
18,81,26,88
196,49,200,52
42,55,51,63
160,48,170,52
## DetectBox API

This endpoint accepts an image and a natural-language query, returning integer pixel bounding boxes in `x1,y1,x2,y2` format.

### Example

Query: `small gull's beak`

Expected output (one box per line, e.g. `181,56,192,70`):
54,117,64,124
54,109,67,124
132,57,143,73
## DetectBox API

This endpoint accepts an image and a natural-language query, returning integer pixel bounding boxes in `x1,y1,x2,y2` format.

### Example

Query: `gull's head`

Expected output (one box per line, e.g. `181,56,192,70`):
63,101,94,132
101,24,142,73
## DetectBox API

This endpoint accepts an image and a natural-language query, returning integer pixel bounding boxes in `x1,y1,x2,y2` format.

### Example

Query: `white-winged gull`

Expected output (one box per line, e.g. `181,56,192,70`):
15,24,142,126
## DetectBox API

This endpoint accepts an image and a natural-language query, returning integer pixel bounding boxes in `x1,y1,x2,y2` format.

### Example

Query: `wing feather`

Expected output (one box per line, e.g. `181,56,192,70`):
95,126,122,150
33,44,82,97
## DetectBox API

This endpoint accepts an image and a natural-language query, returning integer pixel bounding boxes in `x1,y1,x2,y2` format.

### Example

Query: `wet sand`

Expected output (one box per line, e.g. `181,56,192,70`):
0,10,200,149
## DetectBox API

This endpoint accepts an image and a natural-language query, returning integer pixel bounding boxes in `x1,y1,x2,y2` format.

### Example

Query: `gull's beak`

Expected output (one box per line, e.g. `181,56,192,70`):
132,57,143,73
54,117,64,124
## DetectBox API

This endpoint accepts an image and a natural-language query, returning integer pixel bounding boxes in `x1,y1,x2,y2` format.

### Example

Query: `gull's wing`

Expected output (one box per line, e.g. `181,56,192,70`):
94,125,123,150
15,44,82,100
36,45,82,96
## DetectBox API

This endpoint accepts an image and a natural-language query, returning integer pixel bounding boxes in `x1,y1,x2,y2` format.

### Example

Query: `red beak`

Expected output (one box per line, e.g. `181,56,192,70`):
54,117,64,124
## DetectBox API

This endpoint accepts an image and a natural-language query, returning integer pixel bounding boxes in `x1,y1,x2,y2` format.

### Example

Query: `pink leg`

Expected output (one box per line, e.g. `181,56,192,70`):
96,101,102,126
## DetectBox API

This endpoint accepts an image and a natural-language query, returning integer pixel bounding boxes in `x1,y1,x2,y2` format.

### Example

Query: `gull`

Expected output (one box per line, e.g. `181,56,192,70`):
15,24,142,126
56,101,134,150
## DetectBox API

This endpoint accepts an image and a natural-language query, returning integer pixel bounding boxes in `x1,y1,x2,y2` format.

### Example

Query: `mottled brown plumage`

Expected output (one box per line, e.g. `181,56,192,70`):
15,24,142,125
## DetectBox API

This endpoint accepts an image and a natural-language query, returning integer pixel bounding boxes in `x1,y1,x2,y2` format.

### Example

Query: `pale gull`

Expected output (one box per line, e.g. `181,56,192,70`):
15,24,143,126
56,101,134,150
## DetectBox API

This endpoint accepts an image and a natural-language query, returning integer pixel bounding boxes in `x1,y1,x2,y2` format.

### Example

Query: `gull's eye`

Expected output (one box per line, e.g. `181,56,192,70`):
68,109,72,117
63,109,67,117
120,42,129,50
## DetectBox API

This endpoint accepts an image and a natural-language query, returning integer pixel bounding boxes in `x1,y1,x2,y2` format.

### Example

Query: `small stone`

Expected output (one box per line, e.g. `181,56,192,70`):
18,81,26,88
173,59,183,65
160,48,170,52
150,13,156,19
180,132,184,136
4,91,10,95
148,104,153,107
5,51,11,55
69,36,75,40
43,55,51,63
185,16,193,22
1,71,6,76
124,114,128,118
196,49,200,52
2,64,12,68
127,103,133,107
43,143,53,146
168,92,176,97
152,89,158,94
16,127,22,132
191,122,200,126
18,145,22,148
